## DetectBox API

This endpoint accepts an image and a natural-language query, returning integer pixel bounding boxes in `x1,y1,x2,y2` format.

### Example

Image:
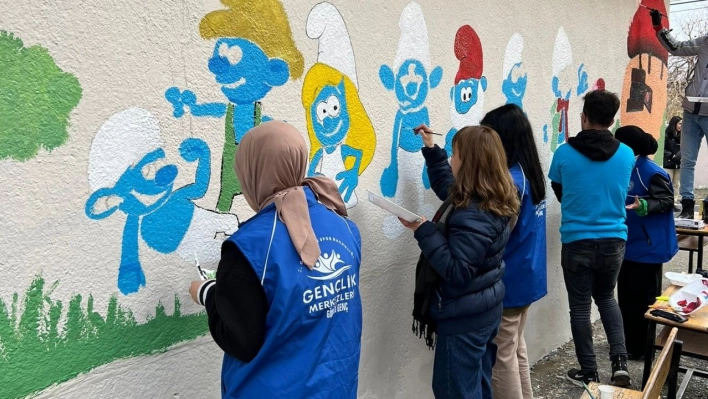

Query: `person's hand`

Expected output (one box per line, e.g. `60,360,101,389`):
413,124,435,148
189,280,203,304
650,9,662,27
626,195,641,210
398,216,427,231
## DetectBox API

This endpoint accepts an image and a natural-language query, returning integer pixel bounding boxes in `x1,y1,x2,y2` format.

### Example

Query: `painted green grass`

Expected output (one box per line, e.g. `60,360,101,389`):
0,276,209,399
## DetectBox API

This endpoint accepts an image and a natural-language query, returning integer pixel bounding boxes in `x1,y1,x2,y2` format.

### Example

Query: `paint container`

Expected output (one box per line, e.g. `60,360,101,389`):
598,385,614,399
702,198,708,222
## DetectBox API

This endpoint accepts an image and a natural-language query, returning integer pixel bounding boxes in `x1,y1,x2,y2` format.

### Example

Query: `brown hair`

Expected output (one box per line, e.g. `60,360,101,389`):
450,126,520,217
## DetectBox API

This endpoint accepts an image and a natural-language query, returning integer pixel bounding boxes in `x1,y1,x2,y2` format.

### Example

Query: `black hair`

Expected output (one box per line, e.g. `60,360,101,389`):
582,90,620,128
481,103,546,205
666,115,682,138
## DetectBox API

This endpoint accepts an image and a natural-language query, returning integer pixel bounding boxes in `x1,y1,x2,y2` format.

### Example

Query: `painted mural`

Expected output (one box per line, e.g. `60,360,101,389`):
165,0,304,213
1,1,663,397
0,276,208,398
85,108,238,295
302,2,376,209
502,33,528,108
444,25,486,155
379,1,442,238
0,31,81,161
620,0,669,162
542,27,590,152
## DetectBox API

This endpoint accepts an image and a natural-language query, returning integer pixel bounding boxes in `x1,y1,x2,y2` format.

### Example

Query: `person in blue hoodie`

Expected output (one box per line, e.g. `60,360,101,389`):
614,125,678,360
402,124,520,399
481,104,547,399
189,121,362,399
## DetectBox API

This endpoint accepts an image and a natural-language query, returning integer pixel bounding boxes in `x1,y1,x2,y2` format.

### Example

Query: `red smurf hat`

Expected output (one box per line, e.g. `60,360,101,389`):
454,25,483,85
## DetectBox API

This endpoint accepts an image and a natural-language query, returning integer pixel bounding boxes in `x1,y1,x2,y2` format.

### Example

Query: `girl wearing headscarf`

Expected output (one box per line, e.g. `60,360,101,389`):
615,125,678,360
402,124,520,399
663,116,682,210
189,121,363,398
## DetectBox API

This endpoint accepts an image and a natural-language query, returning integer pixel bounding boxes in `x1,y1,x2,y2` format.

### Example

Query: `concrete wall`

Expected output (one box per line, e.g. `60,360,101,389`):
0,1,668,397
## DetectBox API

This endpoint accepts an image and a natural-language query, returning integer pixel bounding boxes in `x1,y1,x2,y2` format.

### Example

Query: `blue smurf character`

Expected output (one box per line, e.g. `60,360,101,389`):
86,114,212,294
165,17,304,212
501,33,528,108
444,25,486,156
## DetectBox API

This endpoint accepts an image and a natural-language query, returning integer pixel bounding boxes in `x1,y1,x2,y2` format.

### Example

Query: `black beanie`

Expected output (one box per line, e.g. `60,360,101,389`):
615,125,658,156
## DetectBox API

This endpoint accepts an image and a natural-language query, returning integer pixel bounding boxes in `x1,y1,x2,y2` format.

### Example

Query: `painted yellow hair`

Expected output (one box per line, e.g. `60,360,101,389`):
302,63,376,174
199,0,304,79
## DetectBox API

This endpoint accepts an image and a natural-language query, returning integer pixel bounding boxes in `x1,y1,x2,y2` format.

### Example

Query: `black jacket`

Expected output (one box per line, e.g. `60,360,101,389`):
414,145,509,335
663,131,681,169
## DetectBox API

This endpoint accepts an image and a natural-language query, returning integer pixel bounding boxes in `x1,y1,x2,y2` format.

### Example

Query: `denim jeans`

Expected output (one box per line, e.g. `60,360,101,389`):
561,239,628,372
433,321,500,399
679,111,708,200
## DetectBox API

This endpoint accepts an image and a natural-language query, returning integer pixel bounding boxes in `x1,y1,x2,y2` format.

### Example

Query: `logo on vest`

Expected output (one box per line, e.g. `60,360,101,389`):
628,180,634,192
309,250,351,281
302,237,358,318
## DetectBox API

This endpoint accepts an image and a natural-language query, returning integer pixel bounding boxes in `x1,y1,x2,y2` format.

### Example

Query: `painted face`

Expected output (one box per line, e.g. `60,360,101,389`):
394,59,430,111
208,38,289,105
453,78,483,114
114,149,177,215
310,80,350,147
502,62,527,106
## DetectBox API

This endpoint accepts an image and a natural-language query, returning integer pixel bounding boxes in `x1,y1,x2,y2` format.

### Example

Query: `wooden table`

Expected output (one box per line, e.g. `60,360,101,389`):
642,285,708,398
676,214,708,273
579,382,640,398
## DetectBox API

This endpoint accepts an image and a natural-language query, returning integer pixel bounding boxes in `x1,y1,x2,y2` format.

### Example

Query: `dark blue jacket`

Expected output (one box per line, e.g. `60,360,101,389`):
414,145,510,335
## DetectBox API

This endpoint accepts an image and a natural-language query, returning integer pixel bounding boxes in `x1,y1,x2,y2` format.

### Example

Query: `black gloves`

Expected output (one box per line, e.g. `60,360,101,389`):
650,9,662,27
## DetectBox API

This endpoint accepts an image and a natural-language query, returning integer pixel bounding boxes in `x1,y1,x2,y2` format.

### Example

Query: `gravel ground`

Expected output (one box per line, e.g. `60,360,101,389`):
529,205,708,399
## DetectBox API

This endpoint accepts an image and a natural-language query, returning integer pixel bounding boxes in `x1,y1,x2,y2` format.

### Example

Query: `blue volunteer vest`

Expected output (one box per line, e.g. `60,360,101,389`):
502,165,548,308
624,156,678,263
223,187,363,398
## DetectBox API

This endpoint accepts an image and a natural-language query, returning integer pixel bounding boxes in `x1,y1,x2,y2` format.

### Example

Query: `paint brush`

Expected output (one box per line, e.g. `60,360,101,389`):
194,253,207,281
639,4,668,20
581,381,596,399
409,127,443,136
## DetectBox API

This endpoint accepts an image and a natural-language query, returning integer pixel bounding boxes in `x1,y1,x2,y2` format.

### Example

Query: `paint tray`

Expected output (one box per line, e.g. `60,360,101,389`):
669,279,708,316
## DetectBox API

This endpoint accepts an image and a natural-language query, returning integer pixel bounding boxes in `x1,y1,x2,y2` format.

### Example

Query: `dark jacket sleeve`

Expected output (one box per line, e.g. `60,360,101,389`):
203,240,269,362
644,174,675,215
413,207,502,287
421,145,454,201
551,181,563,203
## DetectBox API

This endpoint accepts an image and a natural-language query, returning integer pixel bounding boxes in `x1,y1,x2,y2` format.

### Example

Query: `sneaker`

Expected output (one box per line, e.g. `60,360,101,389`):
611,356,631,387
566,368,599,387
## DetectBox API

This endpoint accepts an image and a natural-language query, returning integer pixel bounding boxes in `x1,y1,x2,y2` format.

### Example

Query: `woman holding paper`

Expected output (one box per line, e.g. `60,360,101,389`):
481,104,547,399
188,121,363,398
402,124,520,399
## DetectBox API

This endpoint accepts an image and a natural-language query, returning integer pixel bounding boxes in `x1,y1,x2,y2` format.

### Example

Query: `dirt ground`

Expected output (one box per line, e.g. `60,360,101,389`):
529,205,708,399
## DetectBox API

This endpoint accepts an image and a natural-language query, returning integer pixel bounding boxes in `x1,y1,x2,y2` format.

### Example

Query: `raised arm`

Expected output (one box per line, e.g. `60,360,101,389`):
651,8,707,57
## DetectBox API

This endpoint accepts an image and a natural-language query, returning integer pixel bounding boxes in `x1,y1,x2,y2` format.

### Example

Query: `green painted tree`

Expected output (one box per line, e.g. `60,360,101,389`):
0,31,82,161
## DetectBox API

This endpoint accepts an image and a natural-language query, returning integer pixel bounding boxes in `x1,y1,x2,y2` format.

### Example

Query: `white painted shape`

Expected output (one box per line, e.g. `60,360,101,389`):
552,27,572,77
315,145,357,208
503,33,524,78
307,2,358,87
88,108,164,191
393,1,431,71
449,89,485,130
174,207,239,267
34,335,222,399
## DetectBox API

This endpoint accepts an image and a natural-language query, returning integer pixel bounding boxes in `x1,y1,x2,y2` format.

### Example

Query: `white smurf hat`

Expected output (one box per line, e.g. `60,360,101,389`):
503,33,524,79
552,27,572,77
88,107,163,192
307,2,358,87
393,1,431,72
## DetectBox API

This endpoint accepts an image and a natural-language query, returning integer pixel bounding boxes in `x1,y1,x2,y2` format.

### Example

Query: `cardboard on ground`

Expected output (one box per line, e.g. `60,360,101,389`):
367,191,422,223
687,96,708,103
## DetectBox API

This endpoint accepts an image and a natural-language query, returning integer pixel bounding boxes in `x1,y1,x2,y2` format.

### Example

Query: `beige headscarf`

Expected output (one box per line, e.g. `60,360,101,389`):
234,120,348,269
